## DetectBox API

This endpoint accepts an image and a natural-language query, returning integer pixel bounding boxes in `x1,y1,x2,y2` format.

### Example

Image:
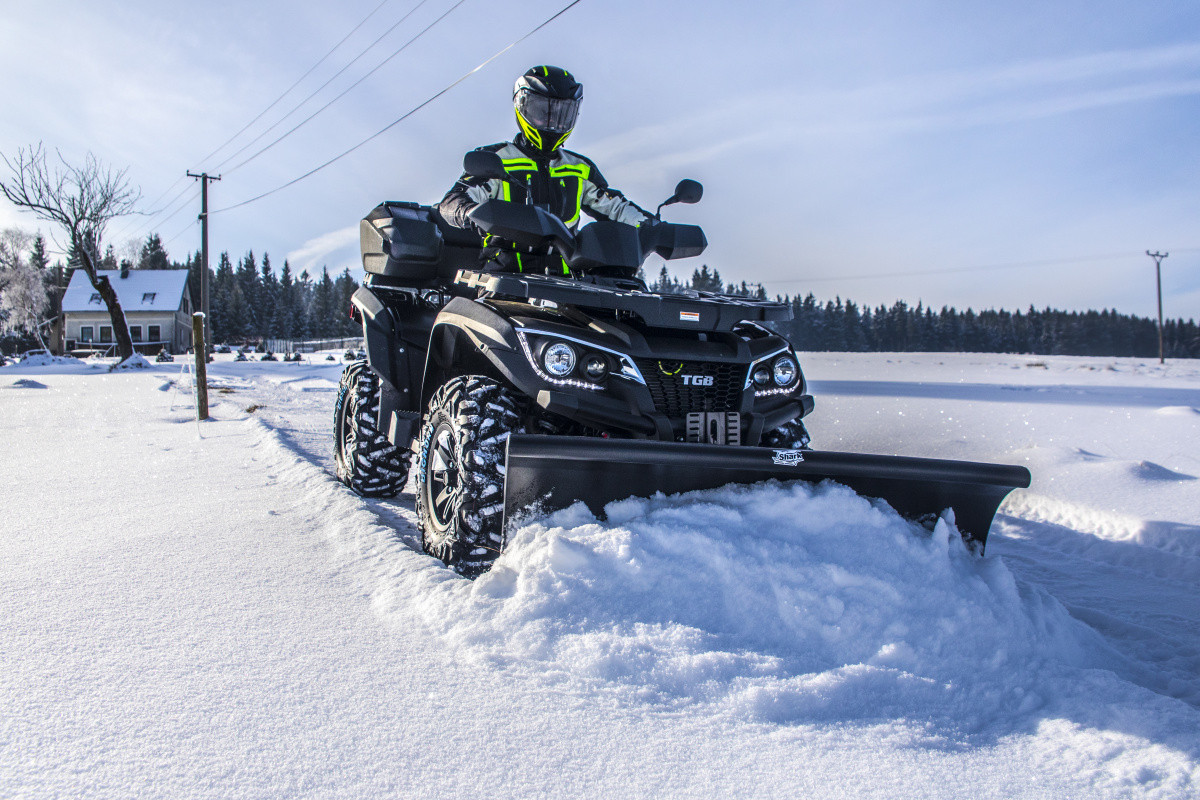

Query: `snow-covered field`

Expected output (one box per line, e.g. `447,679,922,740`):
2,351,1197,799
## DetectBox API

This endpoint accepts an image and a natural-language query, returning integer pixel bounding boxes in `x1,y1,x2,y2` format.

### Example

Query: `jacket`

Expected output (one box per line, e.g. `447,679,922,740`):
437,137,649,272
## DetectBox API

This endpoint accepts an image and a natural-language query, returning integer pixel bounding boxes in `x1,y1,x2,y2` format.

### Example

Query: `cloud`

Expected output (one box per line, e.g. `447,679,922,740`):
286,225,358,272
793,41,1200,136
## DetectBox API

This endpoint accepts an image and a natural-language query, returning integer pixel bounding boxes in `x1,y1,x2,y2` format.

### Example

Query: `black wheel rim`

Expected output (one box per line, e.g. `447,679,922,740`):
426,422,460,532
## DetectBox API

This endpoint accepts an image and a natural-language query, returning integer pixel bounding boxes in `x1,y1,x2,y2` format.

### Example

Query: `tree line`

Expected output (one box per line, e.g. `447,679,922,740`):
0,229,362,353
647,264,1199,359
4,146,1194,361
3,230,1197,359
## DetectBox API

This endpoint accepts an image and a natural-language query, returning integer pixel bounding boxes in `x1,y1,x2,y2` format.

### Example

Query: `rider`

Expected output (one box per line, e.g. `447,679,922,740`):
437,65,652,274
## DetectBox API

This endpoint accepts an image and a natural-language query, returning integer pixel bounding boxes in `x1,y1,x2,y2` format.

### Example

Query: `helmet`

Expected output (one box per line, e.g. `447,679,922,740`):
514,65,582,155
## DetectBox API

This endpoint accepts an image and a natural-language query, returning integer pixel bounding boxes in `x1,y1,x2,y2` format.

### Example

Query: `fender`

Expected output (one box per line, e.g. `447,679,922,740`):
419,297,521,411
352,286,420,445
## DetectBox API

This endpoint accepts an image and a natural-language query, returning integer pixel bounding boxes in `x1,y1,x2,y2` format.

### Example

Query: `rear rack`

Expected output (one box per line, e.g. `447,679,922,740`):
455,270,792,332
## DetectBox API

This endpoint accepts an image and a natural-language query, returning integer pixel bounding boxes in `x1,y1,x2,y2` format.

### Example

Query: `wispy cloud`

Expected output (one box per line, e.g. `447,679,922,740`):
286,225,358,273
799,41,1200,136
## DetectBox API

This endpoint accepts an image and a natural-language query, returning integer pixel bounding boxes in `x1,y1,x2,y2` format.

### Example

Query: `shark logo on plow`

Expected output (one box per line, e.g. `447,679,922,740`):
772,449,805,467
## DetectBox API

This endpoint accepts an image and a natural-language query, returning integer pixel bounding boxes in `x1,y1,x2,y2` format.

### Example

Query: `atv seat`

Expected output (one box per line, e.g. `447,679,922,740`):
360,201,482,288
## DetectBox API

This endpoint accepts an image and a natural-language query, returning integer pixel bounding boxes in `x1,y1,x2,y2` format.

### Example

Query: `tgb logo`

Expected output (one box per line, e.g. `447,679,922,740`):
680,374,714,386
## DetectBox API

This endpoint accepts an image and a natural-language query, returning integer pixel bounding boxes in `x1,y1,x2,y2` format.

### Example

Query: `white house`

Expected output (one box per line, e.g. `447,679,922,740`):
61,269,193,355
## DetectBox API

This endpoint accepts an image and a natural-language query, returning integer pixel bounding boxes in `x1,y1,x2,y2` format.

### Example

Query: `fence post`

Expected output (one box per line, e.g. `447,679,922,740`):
192,312,209,421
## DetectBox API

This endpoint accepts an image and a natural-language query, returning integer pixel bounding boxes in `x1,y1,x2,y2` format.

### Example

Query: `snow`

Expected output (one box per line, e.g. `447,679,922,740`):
17,351,83,367
60,268,189,313
111,353,153,370
1,351,1198,798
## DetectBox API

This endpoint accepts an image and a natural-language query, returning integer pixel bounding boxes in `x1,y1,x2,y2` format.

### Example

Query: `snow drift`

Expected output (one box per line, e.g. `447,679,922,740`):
386,478,1120,733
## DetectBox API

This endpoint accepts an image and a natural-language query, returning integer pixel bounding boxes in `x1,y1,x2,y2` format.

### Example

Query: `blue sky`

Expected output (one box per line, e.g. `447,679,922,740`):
1,0,1197,319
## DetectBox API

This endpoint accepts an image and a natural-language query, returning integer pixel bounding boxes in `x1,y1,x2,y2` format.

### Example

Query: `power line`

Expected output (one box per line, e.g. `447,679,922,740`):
114,0,399,246
211,0,436,175
110,182,198,245
212,0,587,215
196,0,397,170
1146,250,1169,364
163,216,200,251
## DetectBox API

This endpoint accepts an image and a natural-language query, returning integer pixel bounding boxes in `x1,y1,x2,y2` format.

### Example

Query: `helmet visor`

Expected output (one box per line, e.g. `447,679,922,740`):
516,89,579,133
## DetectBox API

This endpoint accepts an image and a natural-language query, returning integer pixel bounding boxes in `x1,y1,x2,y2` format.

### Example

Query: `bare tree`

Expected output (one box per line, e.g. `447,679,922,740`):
0,227,52,350
0,144,140,359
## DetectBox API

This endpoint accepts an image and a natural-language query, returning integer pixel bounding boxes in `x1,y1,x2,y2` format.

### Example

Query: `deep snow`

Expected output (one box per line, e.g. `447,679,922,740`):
1,351,1197,798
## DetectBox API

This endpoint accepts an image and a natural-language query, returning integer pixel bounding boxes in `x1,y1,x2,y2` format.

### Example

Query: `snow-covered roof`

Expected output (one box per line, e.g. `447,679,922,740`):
61,269,189,313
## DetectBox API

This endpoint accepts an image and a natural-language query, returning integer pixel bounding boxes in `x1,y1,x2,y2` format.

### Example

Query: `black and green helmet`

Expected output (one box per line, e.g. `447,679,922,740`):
514,65,583,154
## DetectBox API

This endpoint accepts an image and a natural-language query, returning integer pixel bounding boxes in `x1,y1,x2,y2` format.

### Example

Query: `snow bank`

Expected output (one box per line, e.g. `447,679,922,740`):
111,353,153,370
393,480,1115,731
15,351,82,367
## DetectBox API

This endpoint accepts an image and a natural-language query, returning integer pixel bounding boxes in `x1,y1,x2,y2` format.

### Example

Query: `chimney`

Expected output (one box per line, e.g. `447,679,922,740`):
120,267,130,279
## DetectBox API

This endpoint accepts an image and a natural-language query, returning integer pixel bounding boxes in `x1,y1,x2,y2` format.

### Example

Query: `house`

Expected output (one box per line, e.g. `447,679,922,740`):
61,268,193,355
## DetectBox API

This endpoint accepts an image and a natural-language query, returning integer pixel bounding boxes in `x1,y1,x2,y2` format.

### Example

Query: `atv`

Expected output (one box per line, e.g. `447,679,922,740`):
335,150,1029,576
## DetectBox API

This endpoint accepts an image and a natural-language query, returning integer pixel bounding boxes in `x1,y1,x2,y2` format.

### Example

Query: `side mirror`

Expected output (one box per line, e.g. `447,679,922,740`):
671,179,703,205
656,179,703,218
463,149,508,181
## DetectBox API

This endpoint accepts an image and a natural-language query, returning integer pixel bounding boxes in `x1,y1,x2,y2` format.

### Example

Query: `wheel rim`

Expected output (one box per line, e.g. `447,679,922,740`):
426,422,460,532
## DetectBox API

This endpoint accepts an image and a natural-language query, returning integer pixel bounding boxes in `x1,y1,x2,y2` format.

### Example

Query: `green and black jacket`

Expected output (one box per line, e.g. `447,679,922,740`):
437,136,650,272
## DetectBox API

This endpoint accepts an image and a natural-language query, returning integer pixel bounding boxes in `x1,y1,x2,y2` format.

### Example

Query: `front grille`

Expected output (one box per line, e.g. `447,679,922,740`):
634,359,745,417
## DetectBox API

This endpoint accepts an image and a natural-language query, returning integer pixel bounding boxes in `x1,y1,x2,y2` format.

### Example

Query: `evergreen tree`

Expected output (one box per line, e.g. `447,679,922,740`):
184,251,202,313
310,268,335,339
259,254,278,340
271,260,294,339
235,250,259,337
137,233,171,270
333,268,359,337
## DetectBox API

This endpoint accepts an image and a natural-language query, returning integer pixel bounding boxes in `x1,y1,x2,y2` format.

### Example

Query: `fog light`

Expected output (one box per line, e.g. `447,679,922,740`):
773,356,798,387
543,343,576,377
753,367,771,386
584,355,608,379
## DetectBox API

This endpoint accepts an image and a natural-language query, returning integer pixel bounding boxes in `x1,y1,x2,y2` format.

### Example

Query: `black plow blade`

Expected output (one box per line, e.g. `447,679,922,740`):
503,435,1031,552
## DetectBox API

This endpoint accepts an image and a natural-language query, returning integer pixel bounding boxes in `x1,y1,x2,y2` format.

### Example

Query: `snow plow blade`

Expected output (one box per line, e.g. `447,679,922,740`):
503,435,1031,551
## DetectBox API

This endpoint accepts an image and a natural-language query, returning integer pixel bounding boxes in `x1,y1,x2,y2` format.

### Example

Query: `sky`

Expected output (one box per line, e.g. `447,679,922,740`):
1,0,1197,319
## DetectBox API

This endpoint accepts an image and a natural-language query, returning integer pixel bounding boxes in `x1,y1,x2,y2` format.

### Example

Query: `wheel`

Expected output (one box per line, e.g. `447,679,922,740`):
415,376,523,577
333,361,410,497
760,418,811,449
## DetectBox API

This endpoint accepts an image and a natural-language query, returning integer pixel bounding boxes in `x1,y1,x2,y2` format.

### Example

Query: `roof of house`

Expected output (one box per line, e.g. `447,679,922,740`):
62,269,190,314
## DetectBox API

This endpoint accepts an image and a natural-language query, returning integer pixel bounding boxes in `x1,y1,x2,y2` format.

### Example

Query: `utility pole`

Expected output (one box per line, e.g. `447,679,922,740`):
187,171,221,351
1146,250,1169,365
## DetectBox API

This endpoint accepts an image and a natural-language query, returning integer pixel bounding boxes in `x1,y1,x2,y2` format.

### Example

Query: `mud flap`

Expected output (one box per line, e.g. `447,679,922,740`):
502,435,1031,552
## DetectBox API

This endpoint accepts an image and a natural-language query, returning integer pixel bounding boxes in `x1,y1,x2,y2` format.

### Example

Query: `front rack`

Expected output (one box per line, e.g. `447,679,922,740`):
454,270,791,332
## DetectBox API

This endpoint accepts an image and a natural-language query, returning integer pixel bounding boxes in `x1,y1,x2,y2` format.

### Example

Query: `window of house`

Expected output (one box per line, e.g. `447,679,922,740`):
80,326,94,342
130,325,142,342
100,326,113,343
142,292,156,304
89,293,102,305
148,325,161,342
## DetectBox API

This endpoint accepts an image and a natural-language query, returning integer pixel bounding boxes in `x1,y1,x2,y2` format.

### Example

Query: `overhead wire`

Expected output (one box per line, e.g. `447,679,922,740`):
111,0,401,248
210,0,435,175
109,181,197,245
195,0,397,170
213,0,587,215
163,217,201,253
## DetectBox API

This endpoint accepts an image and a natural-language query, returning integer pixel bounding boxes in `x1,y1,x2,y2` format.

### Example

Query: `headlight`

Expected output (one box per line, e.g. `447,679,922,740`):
753,367,771,386
583,355,608,379
543,342,576,377
772,355,798,387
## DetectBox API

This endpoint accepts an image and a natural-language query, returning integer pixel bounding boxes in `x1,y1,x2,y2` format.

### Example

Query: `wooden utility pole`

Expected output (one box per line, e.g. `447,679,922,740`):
192,312,209,420
187,171,221,350
1146,250,1169,364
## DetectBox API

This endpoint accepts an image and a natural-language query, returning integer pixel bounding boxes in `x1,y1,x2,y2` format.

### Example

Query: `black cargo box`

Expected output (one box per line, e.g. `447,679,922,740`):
360,202,482,286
